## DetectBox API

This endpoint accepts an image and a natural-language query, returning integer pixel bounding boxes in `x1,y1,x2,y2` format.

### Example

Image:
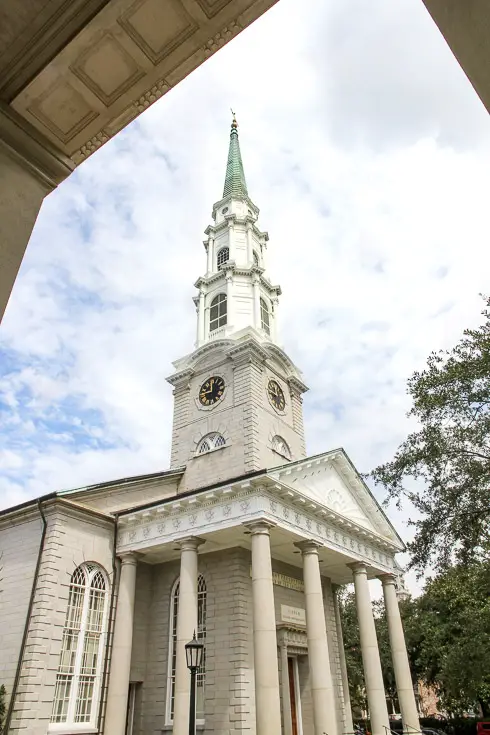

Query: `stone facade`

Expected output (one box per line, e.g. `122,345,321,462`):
0,122,419,735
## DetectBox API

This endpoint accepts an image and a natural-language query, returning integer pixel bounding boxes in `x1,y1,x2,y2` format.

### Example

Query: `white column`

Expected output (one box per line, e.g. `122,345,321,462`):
206,238,213,274
280,641,293,735
350,563,390,735
380,575,420,734
271,296,279,342
197,290,205,345
253,275,260,330
332,584,354,734
296,541,338,735
226,273,233,330
173,537,204,735
246,222,253,265
105,553,138,734
247,521,282,735
228,219,235,260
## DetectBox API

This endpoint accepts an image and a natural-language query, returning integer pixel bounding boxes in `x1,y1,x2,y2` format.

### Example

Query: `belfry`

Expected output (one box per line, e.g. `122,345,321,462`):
0,120,419,735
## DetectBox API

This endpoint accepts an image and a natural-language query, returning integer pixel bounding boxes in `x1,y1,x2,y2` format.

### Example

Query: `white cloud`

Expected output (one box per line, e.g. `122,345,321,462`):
2,0,490,595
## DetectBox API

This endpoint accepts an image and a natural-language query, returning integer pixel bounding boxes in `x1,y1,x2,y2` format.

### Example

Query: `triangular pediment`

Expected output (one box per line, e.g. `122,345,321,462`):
269,449,402,547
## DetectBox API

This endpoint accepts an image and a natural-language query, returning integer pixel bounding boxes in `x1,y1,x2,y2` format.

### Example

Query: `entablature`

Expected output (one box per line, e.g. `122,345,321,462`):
116,472,400,579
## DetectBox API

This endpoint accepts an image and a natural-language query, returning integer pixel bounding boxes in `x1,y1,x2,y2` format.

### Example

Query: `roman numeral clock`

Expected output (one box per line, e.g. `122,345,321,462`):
199,375,225,406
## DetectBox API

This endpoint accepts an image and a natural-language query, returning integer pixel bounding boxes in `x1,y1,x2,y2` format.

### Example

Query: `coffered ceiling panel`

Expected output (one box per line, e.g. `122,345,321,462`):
28,79,99,143
119,0,198,64
71,32,145,105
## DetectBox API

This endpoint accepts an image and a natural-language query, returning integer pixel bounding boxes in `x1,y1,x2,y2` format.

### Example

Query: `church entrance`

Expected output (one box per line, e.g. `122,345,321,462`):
288,657,302,735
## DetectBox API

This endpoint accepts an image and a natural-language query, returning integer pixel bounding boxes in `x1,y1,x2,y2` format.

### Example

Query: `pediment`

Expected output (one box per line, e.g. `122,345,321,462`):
269,450,402,545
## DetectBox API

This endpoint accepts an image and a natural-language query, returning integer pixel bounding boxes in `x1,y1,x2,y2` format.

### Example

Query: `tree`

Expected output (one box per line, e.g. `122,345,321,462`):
371,296,490,573
415,561,490,716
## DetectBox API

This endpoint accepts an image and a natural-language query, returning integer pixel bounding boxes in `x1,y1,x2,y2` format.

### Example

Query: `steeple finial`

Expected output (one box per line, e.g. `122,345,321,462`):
222,112,248,198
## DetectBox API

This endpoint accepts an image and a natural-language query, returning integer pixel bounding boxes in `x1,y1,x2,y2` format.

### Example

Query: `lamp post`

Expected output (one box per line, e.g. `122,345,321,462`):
185,631,205,735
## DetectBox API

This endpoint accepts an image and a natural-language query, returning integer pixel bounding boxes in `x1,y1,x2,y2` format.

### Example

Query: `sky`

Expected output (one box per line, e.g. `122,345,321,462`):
2,0,490,594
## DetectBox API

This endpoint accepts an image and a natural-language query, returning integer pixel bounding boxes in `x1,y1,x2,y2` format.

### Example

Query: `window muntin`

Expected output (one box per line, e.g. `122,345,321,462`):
196,432,226,455
272,435,291,460
51,564,108,727
167,576,207,722
260,297,270,335
209,294,227,332
216,247,229,269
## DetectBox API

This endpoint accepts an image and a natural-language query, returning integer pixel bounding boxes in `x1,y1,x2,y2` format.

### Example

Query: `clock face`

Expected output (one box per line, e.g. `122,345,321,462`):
268,379,286,412
199,375,225,406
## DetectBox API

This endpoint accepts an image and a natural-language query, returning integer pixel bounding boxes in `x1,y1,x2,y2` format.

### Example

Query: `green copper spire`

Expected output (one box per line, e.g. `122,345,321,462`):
222,114,248,198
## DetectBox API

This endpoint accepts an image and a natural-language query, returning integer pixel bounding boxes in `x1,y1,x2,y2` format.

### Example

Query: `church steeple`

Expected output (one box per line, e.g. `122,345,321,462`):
222,115,248,198
190,119,282,349
167,119,308,489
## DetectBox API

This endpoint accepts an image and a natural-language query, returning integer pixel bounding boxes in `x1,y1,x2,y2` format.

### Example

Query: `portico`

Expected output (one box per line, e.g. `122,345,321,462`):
105,451,418,735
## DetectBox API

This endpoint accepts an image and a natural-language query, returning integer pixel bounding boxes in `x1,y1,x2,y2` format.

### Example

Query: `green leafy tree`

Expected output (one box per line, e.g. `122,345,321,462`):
415,561,490,716
371,296,490,573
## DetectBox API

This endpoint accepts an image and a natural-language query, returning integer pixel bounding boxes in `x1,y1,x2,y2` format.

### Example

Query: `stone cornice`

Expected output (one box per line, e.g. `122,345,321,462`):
287,375,309,396
211,193,260,219
0,496,114,530
194,266,280,295
166,367,195,388
0,102,74,188
226,338,269,366
116,477,399,570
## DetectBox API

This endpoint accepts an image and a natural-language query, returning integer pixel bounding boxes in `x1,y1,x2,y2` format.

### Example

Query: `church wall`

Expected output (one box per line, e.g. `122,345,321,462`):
0,510,44,713
133,547,256,735
6,502,114,734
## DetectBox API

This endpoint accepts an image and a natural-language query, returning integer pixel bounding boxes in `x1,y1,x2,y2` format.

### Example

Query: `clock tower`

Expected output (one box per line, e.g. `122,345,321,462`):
167,117,308,492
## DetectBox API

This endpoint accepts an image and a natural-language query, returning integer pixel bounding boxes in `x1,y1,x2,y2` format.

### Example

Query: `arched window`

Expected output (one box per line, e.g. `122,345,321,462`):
196,432,226,455
209,294,227,332
51,563,109,726
217,247,229,269
253,250,259,266
167,575,207,722
272,435,291,460
260,297,270,335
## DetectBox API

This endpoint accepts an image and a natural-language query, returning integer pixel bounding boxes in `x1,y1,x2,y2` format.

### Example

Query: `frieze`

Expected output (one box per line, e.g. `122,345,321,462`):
117,484,396,572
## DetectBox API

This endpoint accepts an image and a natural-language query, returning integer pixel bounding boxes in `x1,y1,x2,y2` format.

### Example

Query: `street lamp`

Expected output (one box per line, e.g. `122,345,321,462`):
185,631,205,735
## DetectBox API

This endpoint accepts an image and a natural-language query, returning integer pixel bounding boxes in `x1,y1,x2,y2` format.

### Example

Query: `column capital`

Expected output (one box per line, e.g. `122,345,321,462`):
294,539,322,555
177,536,205,551
378,573,397,587
119,552,139,566
244,520,276,536
348,561,368,575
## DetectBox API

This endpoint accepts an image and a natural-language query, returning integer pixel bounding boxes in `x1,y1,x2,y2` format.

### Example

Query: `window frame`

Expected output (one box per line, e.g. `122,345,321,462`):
49,563,109,733
216,247,229,269
196,432,226,455
209,293,227,333
272,435,291,460
166,575,207,725
260,297,270,335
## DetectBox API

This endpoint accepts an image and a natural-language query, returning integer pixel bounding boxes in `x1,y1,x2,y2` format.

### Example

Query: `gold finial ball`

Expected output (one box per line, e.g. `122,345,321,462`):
230,108,238,129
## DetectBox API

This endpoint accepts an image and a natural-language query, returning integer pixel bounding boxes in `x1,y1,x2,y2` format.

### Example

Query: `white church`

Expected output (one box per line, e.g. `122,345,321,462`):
0,119,420,735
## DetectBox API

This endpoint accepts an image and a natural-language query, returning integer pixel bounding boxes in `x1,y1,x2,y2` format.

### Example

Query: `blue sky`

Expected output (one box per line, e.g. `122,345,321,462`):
2,0,490,591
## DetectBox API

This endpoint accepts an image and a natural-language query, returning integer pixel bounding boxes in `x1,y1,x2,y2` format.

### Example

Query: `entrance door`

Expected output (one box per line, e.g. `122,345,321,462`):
288,658,299,735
